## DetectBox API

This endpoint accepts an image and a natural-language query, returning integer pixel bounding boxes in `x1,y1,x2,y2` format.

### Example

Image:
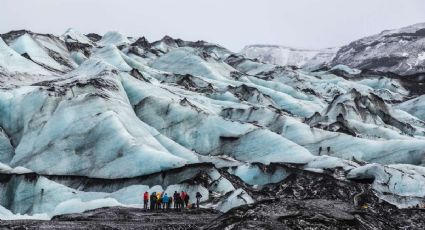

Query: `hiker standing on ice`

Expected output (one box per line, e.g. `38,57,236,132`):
176,193,183,211
150,192,157,210
162,193,170,210
156,191,162,209
173,191,179,209
181,191,186,208
143,191,149,210
184,193,190,208
168,196,173,210
196,192,203,209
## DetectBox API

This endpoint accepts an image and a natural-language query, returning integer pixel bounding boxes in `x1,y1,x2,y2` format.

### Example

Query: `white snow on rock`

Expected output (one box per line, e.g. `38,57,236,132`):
417,52,425,62
331,22,425,75
61,28,93,45
240,45,320,67
303,47,339,70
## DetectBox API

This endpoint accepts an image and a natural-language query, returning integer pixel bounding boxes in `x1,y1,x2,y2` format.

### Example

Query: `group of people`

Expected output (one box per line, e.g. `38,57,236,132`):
143,191,203,211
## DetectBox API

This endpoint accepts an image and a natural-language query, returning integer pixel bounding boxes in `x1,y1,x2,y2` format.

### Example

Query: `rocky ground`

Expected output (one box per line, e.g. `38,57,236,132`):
204,167,425,229
0,207,221,230
203,198,425,230
2,167,425,229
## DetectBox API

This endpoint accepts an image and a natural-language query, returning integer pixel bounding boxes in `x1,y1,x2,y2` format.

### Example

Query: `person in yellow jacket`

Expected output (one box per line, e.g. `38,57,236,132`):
156,191,162,209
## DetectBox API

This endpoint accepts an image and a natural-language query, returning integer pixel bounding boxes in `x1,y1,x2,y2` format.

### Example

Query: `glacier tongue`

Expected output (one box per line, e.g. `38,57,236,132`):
1,27,425,219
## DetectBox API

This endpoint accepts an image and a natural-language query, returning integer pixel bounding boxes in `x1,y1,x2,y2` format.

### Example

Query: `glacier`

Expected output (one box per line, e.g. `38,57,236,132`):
0,26,425,224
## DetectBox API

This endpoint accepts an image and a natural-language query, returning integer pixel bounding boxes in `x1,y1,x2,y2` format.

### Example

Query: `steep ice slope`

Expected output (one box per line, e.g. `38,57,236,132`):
92,45,132,71
240,45,320,67
8,33,75,73
396,95,425,121
0,38,51,76
332,23,425,75
221,102,425,165
0,63,199,178
121,74,314,164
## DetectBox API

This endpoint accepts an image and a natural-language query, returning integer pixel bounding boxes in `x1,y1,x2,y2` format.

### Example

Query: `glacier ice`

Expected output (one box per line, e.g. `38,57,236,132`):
396,95,425,121
9,34,72,73
0,38,51,76
347,163,425,208
0,27,425,219
98,31,130,47
227,164,288,186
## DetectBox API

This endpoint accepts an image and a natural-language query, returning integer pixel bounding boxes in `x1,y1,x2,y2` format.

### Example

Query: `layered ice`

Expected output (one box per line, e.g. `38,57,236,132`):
0,38,51,76
0,26,425,218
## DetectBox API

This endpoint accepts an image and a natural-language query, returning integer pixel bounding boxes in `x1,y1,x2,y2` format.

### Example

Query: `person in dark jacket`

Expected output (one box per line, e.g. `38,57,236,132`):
168,196,173,210
150,192,157,210
173,191,178,209
175,193,183,211
196,192,202,209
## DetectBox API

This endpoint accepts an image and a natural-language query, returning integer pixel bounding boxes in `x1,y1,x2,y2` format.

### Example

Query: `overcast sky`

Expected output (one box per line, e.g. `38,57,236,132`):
1,0,425,52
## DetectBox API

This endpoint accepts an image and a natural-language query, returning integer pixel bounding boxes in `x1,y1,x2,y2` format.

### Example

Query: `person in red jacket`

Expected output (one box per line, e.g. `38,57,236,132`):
182,191,187,208
143,191,149,210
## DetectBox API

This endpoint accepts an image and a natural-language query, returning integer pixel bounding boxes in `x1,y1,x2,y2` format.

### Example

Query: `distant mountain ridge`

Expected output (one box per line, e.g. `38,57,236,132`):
240,44,333,68
331,22,425,75
241,23,425,76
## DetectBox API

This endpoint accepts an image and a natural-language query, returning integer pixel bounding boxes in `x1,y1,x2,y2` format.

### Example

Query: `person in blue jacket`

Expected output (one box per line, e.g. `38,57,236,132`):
162,193,170,210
